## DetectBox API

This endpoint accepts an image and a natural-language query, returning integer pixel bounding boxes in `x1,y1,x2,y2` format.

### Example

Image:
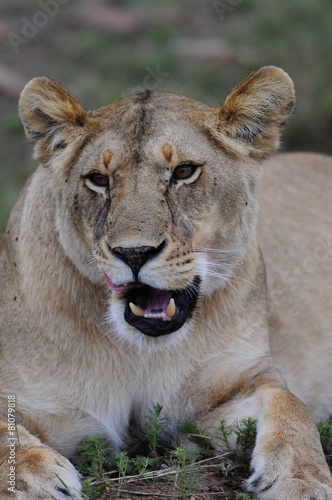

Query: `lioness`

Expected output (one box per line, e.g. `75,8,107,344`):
0,66,332,499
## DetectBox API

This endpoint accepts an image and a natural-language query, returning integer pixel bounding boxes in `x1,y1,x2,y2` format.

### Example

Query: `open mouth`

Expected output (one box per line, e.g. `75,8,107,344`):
104,273,200,337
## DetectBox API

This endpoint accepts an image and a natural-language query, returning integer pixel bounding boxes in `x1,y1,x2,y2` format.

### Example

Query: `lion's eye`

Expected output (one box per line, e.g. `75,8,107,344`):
173,163,198,181
87,172,109,187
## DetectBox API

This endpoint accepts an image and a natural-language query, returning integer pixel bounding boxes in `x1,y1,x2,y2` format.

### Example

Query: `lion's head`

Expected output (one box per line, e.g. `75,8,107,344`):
19,66,294,346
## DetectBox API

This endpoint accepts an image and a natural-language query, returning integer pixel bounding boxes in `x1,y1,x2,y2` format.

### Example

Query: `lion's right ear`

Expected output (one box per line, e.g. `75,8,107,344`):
203,66,295,162
19,77,87,165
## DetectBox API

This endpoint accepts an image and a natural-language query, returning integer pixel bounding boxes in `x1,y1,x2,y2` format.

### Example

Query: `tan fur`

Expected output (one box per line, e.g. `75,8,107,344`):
161,142,174,162
259,152,332,422
0,66,331,499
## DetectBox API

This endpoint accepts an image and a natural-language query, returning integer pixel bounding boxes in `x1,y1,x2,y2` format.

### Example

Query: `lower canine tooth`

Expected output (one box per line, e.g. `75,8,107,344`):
166,298,176,318
129,302,145,317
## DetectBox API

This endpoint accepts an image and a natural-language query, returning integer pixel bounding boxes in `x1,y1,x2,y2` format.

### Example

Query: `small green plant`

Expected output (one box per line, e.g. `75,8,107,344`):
81,478,94,500
218,418,257,467
115,450,132,477
233,417,257,466
114,450,132,499
132,455,157,475
77,435,112,478
318,417,332,453
169,443,201,498
235,493,257,500
219,419,234,452
145,403,169,454
81,479,110,500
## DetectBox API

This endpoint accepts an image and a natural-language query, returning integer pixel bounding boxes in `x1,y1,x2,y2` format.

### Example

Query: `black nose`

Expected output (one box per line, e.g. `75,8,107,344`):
110,241,166,278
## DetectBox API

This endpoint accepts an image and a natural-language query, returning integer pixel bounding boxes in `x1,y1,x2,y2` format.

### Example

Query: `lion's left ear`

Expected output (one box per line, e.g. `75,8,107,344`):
216,66,295,160
19,77,87,166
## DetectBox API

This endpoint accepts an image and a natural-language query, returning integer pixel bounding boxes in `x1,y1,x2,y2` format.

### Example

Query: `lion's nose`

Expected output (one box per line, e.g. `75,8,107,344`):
109,241,166,278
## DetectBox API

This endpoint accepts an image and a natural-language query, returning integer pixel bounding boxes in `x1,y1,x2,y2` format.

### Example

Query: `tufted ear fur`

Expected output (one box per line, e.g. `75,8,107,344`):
216,66,295,160
19,77,87,166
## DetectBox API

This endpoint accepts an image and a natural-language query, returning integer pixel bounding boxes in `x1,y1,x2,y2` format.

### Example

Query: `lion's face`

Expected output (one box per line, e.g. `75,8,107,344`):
19,67,295,345
70,94,259,341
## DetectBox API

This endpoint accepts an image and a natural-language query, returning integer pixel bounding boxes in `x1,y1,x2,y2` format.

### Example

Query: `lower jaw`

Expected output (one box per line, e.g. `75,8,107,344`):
123,309,189,337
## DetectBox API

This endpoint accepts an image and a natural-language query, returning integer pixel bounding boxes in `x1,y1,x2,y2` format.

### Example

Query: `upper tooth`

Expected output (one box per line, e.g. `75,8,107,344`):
129,302,145,317
166,298,176,318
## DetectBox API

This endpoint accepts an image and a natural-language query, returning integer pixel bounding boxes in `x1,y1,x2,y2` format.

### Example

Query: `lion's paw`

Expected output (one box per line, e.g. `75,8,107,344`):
1,443,81,499
246,455,332,500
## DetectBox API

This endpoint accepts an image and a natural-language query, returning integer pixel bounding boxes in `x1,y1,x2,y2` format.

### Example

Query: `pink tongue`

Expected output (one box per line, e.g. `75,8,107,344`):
104,273,172,316
104,272,143,292
145,289,172,314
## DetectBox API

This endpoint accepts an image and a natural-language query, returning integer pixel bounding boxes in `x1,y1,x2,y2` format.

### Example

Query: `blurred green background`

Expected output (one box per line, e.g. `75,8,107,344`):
1,0,332,232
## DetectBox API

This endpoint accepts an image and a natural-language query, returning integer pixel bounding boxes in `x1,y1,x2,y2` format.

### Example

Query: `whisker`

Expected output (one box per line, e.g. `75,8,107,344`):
185,282,199,300
206,263,236,269
219,276,238,291
202,269,238,291
229,276,258,288
194,248,243,254
208,261,235,268
204,262,258,289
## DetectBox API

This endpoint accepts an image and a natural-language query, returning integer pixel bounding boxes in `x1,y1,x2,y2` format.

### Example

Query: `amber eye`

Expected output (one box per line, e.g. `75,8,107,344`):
173,163,198,181
87,172,109,187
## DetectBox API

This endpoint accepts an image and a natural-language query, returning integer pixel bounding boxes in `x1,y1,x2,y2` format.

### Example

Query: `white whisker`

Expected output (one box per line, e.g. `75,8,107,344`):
230,276,258,288
202,269,238,291
208,262,236,268
195,247,242,255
